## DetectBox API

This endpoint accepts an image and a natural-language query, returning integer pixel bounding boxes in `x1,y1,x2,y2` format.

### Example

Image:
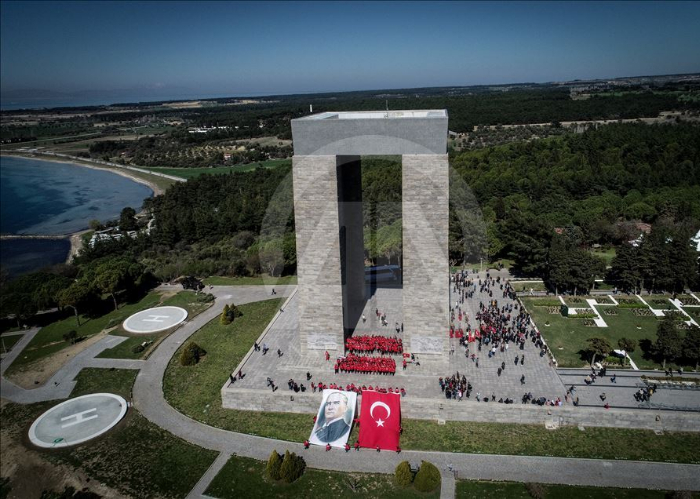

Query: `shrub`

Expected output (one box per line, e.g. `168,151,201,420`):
279,450,305,483
413,460,441,492
525,482,547,499
198,293,215,303
395,461,413,487
266,450,282,480
220,304,231,325
131,343,145,354
229,302,243,318
63,330,77,344
179,342,206,366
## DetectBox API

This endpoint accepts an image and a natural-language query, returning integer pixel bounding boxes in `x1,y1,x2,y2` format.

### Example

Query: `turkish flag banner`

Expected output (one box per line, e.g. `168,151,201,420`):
358,390,401,450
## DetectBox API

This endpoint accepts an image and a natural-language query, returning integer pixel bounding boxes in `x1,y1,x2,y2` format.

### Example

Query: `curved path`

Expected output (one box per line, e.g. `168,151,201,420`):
3,286,700,498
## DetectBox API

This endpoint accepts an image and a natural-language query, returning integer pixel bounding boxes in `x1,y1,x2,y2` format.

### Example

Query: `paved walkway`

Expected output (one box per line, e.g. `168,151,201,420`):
2,283,700,497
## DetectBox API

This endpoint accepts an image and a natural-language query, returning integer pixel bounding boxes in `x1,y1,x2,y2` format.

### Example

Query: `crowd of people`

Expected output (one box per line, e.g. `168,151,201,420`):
345,335,403,354
310,381,406,397
336,353,396,375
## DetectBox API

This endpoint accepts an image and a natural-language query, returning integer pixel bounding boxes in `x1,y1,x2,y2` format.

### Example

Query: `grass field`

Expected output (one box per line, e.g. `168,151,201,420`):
5,291,163,375
455,480,696,499
144,158,291,179
164,298,286,428
203,275,297,286
205,454,439,499
520,296,695,369
511,281,547,292
591,247,617,266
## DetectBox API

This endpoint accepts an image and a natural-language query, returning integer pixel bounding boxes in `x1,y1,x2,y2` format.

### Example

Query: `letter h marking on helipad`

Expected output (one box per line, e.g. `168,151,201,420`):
61,408,98,428
143,315,169,322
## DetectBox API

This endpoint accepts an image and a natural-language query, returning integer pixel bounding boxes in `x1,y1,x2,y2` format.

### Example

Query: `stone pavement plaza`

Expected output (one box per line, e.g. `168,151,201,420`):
228,280,563,408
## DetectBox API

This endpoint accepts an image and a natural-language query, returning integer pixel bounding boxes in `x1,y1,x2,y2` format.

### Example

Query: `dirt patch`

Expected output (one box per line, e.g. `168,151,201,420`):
7,330,110,389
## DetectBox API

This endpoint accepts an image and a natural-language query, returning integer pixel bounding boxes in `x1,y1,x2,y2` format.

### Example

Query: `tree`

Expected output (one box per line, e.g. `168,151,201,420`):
682,326,700,371
266,450,282,480
33,275,72,311
654,316,683,369
57,282,94,327
119,207,138,232
395,461,413,487
586,337,612,366
609,244,641,293
617,337,637,354
413,461,441,492
259,239,284,277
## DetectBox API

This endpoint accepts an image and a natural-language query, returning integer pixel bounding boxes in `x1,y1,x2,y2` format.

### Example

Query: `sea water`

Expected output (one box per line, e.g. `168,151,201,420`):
0,156,153,277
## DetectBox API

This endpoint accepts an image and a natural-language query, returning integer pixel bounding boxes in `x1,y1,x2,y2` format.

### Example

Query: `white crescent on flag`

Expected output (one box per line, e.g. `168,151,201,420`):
369,401,391,427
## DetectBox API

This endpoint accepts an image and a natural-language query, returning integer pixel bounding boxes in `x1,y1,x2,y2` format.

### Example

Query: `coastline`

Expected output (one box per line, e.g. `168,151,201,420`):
1,152,165,196
1,152,165,266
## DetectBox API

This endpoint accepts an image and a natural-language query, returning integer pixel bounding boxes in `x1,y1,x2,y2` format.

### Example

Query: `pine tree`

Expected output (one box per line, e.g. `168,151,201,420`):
683,326,700,371
220,304,231,325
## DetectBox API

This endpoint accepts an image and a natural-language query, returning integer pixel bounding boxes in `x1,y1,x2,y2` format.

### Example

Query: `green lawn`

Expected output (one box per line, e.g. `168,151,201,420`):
203,275,297,286
164,298,286,428
206,454,438,499
0,334,22,353
520,296,694,369
511,281,547,292
397,420,700,464
591,247,617,266
456,480,694,499
144,159,291,179
70,367,138,399
5,292,163,375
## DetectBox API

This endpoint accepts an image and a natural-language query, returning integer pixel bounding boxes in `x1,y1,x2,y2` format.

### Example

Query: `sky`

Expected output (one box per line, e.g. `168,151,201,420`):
1,1,700,105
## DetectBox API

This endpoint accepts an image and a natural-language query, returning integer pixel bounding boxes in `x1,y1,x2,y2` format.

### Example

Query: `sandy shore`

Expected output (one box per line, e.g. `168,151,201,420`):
1,152,166,262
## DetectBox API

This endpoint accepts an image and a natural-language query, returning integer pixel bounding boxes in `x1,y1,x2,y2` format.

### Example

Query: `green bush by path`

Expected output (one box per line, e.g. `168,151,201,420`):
266,450,282,481
279,450,305,483
395,461,413,487
180,342,207,366
413,461,441,492
205,454,439,499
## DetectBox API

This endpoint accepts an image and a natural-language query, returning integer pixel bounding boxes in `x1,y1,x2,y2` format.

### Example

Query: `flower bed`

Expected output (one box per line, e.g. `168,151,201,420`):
632,308,654,317
603,308,618,316
583,319,596,327
617,298,647,309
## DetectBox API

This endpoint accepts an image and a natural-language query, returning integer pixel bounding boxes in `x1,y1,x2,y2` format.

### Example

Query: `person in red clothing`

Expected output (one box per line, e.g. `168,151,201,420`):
354,441,360,451
325,351,330,361
303,440,310,449
326,443,331,451
344,443,350,452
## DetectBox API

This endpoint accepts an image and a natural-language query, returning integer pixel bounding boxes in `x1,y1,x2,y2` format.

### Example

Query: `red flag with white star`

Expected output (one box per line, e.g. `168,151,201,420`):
358,390,401,450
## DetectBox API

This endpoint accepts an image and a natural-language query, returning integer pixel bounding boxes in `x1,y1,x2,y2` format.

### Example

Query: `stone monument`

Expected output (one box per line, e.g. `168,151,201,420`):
291,110,449,355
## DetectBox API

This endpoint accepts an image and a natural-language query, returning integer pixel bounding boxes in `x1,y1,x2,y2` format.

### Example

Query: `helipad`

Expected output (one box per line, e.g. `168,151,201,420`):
123,306,188,333
29,393,128,448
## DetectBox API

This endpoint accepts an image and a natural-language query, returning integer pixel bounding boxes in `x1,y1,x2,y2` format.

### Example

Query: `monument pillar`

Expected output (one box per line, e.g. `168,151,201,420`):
402,154,449,355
